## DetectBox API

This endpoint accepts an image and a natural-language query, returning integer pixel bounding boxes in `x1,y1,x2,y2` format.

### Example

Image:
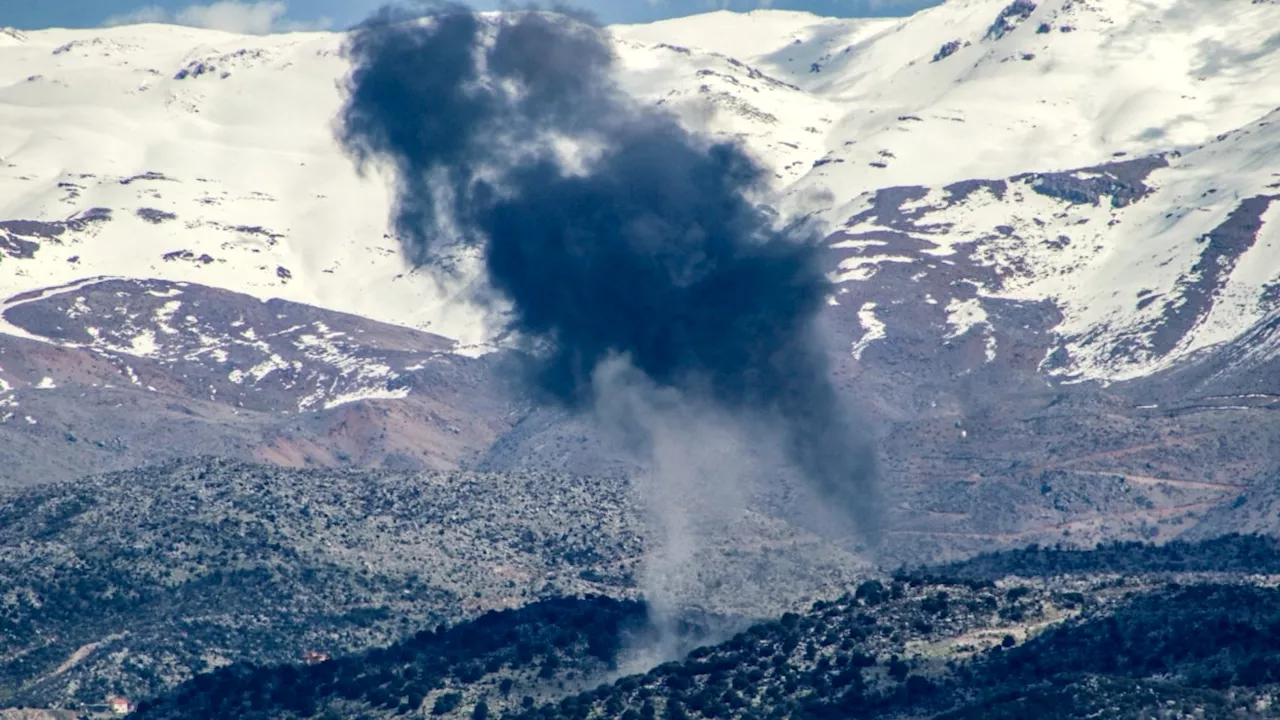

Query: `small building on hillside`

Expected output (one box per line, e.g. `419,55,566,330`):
108,696,135,715
302,650,331,665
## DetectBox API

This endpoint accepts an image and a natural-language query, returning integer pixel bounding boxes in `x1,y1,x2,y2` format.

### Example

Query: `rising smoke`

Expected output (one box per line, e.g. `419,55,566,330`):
337,1,880,624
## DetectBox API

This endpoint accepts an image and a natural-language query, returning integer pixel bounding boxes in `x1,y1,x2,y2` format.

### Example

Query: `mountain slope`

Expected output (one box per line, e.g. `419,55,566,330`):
131,535,1280,719
3,0,1279,382
615,0,1280,383
0,457,873,709
0,457,641,708
0,277,514,485
2,1,1280,559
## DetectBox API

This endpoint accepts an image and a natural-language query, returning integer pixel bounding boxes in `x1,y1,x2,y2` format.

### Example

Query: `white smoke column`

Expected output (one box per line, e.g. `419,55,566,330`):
591,355,765,660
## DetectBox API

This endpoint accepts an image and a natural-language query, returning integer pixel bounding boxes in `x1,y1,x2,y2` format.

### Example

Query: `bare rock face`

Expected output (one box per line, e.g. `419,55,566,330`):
0,208,112,261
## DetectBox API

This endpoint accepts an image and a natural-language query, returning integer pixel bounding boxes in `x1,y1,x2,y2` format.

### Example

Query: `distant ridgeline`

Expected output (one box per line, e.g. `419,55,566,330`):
133,534,1280,720
903,533,1280,582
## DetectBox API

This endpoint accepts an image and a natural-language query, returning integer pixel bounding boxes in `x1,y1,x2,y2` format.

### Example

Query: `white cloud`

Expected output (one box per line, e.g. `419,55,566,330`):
176,1,290,33
103,1,331,35
863,0,934,10
102,5,172,25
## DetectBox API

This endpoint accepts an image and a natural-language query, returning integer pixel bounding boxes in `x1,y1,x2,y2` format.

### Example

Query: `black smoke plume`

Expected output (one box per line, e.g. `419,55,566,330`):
337,1,878,532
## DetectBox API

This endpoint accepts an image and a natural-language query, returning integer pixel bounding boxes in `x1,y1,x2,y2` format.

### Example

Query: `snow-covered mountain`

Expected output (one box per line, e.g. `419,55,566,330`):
2,0,1278,381
2,0,1279,561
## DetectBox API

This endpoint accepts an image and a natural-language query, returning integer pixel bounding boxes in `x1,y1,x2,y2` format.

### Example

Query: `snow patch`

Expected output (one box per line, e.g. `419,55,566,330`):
322,385,411,410
153,300,182,335
128,329,159,357
945,298,997,363
834,255,917,284
851,302,886,360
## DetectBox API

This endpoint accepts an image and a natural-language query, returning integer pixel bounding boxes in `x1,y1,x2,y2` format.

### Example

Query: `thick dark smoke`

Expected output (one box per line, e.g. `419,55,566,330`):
337,1,878,533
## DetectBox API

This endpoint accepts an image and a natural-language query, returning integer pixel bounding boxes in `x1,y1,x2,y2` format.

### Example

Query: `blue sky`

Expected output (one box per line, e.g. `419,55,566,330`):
3,0,940,33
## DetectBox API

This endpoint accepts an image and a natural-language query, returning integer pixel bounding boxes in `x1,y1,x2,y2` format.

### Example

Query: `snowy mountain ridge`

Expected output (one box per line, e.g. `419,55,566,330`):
0,0,1278,386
